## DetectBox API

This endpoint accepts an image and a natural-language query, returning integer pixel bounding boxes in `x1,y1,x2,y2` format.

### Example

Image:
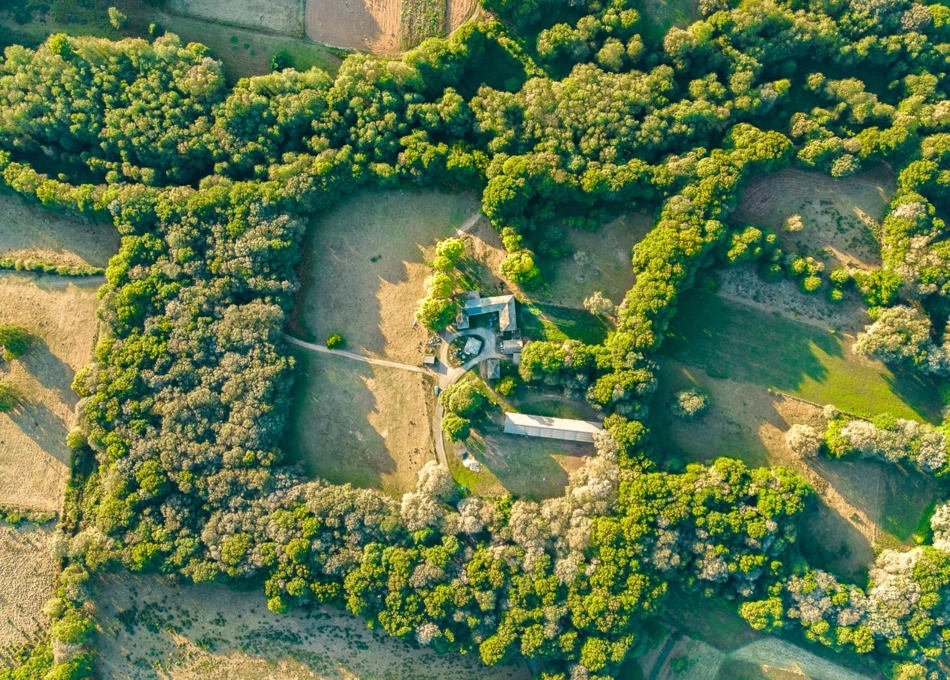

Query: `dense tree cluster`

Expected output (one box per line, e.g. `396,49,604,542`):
0,0,948,676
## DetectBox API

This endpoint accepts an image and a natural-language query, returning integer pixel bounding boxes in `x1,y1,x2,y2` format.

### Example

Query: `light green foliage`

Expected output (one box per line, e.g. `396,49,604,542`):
441,412,470,441
326,333,344,349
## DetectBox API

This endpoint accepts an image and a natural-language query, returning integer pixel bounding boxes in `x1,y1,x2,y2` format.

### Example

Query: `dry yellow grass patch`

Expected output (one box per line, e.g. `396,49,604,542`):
0,275,101,512
0,524,57,653
92,572,530,680
293,190,481,364
0,193,119,270
287,350,437,496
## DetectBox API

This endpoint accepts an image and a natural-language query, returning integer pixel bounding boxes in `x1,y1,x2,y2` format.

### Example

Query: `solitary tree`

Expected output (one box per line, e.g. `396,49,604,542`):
0,324,30,360
583,291,615,317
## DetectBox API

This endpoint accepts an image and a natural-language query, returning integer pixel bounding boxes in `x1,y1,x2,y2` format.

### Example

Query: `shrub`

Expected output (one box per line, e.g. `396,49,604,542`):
442,413,470,441
0,324,30,359
670,389,709,419
496,375,517,396
326,333,344,350
785,424,823,458
270,50,293,71
0,382,18,412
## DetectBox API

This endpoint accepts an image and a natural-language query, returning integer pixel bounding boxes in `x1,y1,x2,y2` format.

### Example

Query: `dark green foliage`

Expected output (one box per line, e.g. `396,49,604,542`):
0,381,19,412
0,0,948,674
0,323,30,359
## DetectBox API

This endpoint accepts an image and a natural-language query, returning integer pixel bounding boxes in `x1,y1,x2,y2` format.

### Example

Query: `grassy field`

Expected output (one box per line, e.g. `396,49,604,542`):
0,523,58,657
91,572,530,680
519,302,609,345
286,350,436,496
168,0,304,36
733,167,892,274
448,378,594,500
293,190,480,363
662,290,942,422
0,193,118,270
651,356,946,578
400,0,446,49
0,275,102,513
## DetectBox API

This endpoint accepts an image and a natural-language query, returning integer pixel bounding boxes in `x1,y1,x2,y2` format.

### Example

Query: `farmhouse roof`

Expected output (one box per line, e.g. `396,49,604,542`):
462,294,517,332
503,412,602,443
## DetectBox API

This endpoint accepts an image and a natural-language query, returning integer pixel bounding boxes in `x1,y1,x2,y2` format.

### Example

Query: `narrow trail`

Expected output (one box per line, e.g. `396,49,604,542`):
283,335,428,374
455,211,483,236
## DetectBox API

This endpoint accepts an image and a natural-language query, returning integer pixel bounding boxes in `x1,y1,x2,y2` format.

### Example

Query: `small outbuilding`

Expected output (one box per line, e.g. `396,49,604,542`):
503,412,602,443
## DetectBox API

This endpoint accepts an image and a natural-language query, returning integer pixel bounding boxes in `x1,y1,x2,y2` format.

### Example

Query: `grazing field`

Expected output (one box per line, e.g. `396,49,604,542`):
400,0,446,49
159,14,343,80
651,357,945,578
287,350,436,496
733,167,892,273
0,524,58,656
92,573,530,680
168,0,305,36
293,190,480,364
538,213,650,308
662,290,942,423
662,597,881,680
0,275,102,513
0,193,118,270
450,414,591,500
461,213,648,311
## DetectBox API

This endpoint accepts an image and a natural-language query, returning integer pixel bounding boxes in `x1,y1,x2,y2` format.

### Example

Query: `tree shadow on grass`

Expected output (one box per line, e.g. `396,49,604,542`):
284,351,394,491
9,399,71,465
20,337,77,407
797,495,874,583
882,367,943,424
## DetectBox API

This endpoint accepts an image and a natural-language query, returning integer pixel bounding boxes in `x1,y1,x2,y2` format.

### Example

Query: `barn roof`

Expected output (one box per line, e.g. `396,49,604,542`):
503,412,602,439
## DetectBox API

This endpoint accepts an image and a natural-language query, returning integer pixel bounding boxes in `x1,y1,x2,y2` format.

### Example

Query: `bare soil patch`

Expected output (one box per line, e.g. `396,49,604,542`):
0,194,118,270
651,358,942,580
287,350,437,496
168,0,305,36
0,524,57,655
0,275,101,513
306,0,401,54
92,572,530,680
293,190,480,364
733,167,894,273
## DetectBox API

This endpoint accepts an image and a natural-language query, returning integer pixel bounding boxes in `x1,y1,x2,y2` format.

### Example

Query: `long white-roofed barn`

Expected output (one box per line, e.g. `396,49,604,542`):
503,412,602,443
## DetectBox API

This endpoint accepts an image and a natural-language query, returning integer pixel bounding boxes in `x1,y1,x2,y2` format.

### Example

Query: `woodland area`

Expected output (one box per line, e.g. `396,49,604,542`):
0,0,948,678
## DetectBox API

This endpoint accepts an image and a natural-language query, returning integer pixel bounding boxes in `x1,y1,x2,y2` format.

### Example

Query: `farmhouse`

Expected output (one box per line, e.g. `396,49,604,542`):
503,412,602,443
456,293,517,332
